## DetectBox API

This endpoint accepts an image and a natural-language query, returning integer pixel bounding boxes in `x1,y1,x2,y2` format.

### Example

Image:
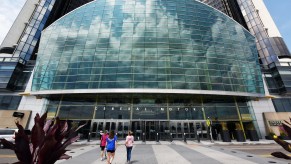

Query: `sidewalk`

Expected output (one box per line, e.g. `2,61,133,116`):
73,139,277,146
58,139,288,164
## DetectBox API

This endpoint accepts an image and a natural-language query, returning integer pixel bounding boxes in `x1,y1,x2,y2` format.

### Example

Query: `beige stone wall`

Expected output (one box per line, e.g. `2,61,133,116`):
263,112,291,136
0,110,31,129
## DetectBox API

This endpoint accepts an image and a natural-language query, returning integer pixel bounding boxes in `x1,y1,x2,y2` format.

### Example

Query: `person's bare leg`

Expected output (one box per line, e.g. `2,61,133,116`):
100,150,104,160
110,152,115,164
104,149,107,159
107,152,111,164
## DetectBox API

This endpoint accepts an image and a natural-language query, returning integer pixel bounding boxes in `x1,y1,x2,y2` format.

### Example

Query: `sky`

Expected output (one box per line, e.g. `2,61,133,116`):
0,0,290,50
264,0,291,51
0,0,26,45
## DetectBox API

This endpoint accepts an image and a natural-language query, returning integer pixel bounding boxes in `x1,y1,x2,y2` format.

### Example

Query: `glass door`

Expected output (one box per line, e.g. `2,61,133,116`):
183,122,189,138
124,121,130,137
116,120,130,139
170,122,177,139
195,121,208,140
91,122,97,139
131,121,143,141
201,121,208,139
96,121,104,140
105,121,117,133
177,122,182,138
189,122,195,138
145,121,158,141
159,121,170,141
117,122,123,139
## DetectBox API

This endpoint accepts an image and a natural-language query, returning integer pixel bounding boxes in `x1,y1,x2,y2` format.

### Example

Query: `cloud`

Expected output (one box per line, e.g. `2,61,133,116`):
0,0,26,45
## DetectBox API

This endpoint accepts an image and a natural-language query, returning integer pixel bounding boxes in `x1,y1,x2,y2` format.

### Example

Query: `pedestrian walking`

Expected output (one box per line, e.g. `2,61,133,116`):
106,130,118,164
125,131,134,163
100,130,108,161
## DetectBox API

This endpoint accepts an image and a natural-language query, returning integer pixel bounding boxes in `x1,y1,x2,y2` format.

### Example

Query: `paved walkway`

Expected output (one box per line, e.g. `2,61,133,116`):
56,140,288,164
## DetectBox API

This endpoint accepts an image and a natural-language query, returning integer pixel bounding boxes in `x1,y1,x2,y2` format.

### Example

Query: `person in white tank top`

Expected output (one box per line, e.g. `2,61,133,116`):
125,131,134,163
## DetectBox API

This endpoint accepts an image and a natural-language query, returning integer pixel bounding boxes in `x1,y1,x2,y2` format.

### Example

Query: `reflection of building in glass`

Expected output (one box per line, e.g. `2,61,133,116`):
0,0,288,141
200,0,291,139
29,0,264,141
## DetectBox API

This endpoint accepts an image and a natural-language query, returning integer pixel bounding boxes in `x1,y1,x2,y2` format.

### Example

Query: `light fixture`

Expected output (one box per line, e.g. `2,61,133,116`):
13,112,24,118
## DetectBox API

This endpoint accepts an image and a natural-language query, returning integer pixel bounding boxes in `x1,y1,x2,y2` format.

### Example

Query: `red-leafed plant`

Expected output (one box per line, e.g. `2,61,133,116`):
0,113,85,164
271,118,291,160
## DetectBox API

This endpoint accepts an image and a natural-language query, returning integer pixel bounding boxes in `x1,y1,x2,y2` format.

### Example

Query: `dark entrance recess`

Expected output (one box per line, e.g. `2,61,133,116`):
90,120,208,141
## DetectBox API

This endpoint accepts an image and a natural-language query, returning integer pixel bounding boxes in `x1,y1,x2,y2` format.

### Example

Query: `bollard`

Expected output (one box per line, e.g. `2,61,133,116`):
197,132,200,143
142,132,146,142
184,133,187,143
209,126,214,143
170,133,173,142
156,133,159,142
87,132,91,142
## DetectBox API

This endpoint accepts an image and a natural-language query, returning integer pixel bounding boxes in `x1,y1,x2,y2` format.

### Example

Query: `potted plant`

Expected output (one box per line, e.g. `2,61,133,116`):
246,124,259,141
221,122,231,142
235,123,245,142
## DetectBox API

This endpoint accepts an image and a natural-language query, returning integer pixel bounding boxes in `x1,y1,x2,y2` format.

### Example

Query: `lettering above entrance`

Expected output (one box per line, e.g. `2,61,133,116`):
94,106,201,112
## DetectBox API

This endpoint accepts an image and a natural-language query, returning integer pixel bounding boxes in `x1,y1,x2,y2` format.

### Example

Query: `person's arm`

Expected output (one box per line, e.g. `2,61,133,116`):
115,141,117,149
125,136,128,146
115,136,118,150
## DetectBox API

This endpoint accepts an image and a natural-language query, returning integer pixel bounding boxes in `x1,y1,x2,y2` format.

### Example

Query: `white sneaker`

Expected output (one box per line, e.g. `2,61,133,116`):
101,158,103,161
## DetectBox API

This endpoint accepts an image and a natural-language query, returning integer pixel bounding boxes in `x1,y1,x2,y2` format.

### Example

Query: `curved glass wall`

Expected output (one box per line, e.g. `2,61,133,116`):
46,94,251,121
32,0,264,94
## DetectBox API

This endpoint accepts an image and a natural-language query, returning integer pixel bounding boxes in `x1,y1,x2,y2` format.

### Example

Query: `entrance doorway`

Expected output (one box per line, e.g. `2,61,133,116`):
130,120,207,141
131,120,171,141
91,120,208,141
170,121,208,140
91,120,131,140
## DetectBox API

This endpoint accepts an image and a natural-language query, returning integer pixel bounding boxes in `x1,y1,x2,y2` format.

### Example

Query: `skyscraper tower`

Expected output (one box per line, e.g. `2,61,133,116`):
0,0,289,141
0,0,94,128
200,0,291,92
200,0,291,138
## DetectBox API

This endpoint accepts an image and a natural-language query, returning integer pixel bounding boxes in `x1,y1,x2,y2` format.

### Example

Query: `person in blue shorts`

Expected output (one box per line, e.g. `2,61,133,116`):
106,130,118,164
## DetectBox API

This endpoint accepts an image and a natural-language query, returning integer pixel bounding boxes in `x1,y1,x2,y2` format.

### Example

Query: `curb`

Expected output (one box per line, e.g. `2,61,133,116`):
72,139,277,146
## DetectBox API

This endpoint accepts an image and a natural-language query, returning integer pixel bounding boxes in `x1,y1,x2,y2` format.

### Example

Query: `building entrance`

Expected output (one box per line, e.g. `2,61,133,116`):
131,120,171,141
91,120,208,141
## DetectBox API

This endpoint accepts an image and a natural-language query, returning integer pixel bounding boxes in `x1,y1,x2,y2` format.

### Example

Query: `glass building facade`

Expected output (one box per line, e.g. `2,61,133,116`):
33,0,263,94
31,0,264,141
